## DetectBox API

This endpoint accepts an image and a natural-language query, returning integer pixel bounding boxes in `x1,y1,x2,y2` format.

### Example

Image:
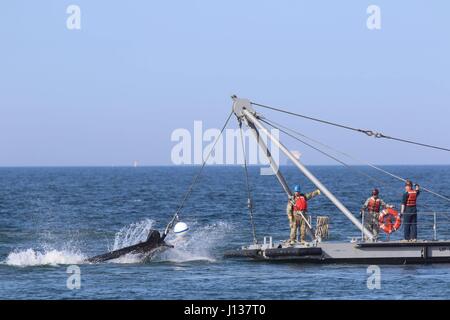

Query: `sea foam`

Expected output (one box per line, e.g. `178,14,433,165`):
4,248,86,267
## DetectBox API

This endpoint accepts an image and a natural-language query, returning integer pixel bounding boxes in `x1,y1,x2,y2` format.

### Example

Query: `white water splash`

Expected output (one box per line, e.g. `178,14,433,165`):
157,220,233,263
112,218,155,251
4,248,86,267
3,219,233,266
108,219,234,263
107,253,145,264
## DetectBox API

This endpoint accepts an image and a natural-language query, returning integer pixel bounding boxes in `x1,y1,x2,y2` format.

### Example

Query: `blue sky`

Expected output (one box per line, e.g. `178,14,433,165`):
0,1,449,166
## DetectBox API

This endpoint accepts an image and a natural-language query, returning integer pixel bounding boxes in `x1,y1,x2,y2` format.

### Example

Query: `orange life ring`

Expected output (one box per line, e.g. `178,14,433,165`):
378,208,402,234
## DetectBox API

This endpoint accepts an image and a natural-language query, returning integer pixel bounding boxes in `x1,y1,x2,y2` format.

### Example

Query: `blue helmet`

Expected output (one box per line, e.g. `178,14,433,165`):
293,185,301,193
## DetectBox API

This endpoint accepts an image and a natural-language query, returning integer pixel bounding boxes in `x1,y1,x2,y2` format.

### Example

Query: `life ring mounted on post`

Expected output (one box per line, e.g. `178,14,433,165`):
379,207,402,234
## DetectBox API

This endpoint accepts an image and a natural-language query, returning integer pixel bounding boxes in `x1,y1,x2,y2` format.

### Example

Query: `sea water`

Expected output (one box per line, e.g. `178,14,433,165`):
0,166,449,299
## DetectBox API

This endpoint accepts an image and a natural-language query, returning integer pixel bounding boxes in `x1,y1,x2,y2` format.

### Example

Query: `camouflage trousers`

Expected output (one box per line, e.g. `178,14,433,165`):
289,212,310,242
363,211,380,239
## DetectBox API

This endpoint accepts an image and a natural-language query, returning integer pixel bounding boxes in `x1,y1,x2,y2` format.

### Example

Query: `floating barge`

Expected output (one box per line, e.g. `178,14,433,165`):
224,97,450,265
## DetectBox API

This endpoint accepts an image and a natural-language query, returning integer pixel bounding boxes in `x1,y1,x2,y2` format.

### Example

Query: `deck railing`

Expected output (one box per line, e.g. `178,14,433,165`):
360,211,450,242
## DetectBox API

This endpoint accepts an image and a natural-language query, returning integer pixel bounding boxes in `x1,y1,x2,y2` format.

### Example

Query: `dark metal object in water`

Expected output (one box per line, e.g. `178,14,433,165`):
87,230,173,263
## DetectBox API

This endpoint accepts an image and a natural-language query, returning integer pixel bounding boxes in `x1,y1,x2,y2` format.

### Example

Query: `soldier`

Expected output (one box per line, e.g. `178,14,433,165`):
360,188,387,240
287,185,321,245
402,180,420,241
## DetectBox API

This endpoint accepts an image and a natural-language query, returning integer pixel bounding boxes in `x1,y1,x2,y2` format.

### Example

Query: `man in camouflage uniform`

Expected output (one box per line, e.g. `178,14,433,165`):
287,185,321,244
360,188,387,240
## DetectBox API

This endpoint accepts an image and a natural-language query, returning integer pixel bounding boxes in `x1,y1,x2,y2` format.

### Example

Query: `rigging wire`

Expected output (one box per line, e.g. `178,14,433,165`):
261,117,413,204
162,110,234,240
238,120,258,244
261,116,450,203
251,101,450,153
260,118,388,187
259,117,417,212
261,117,443,216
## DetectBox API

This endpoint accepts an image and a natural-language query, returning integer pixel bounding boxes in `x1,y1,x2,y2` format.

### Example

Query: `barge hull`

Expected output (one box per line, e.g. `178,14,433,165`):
224,241,450,264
